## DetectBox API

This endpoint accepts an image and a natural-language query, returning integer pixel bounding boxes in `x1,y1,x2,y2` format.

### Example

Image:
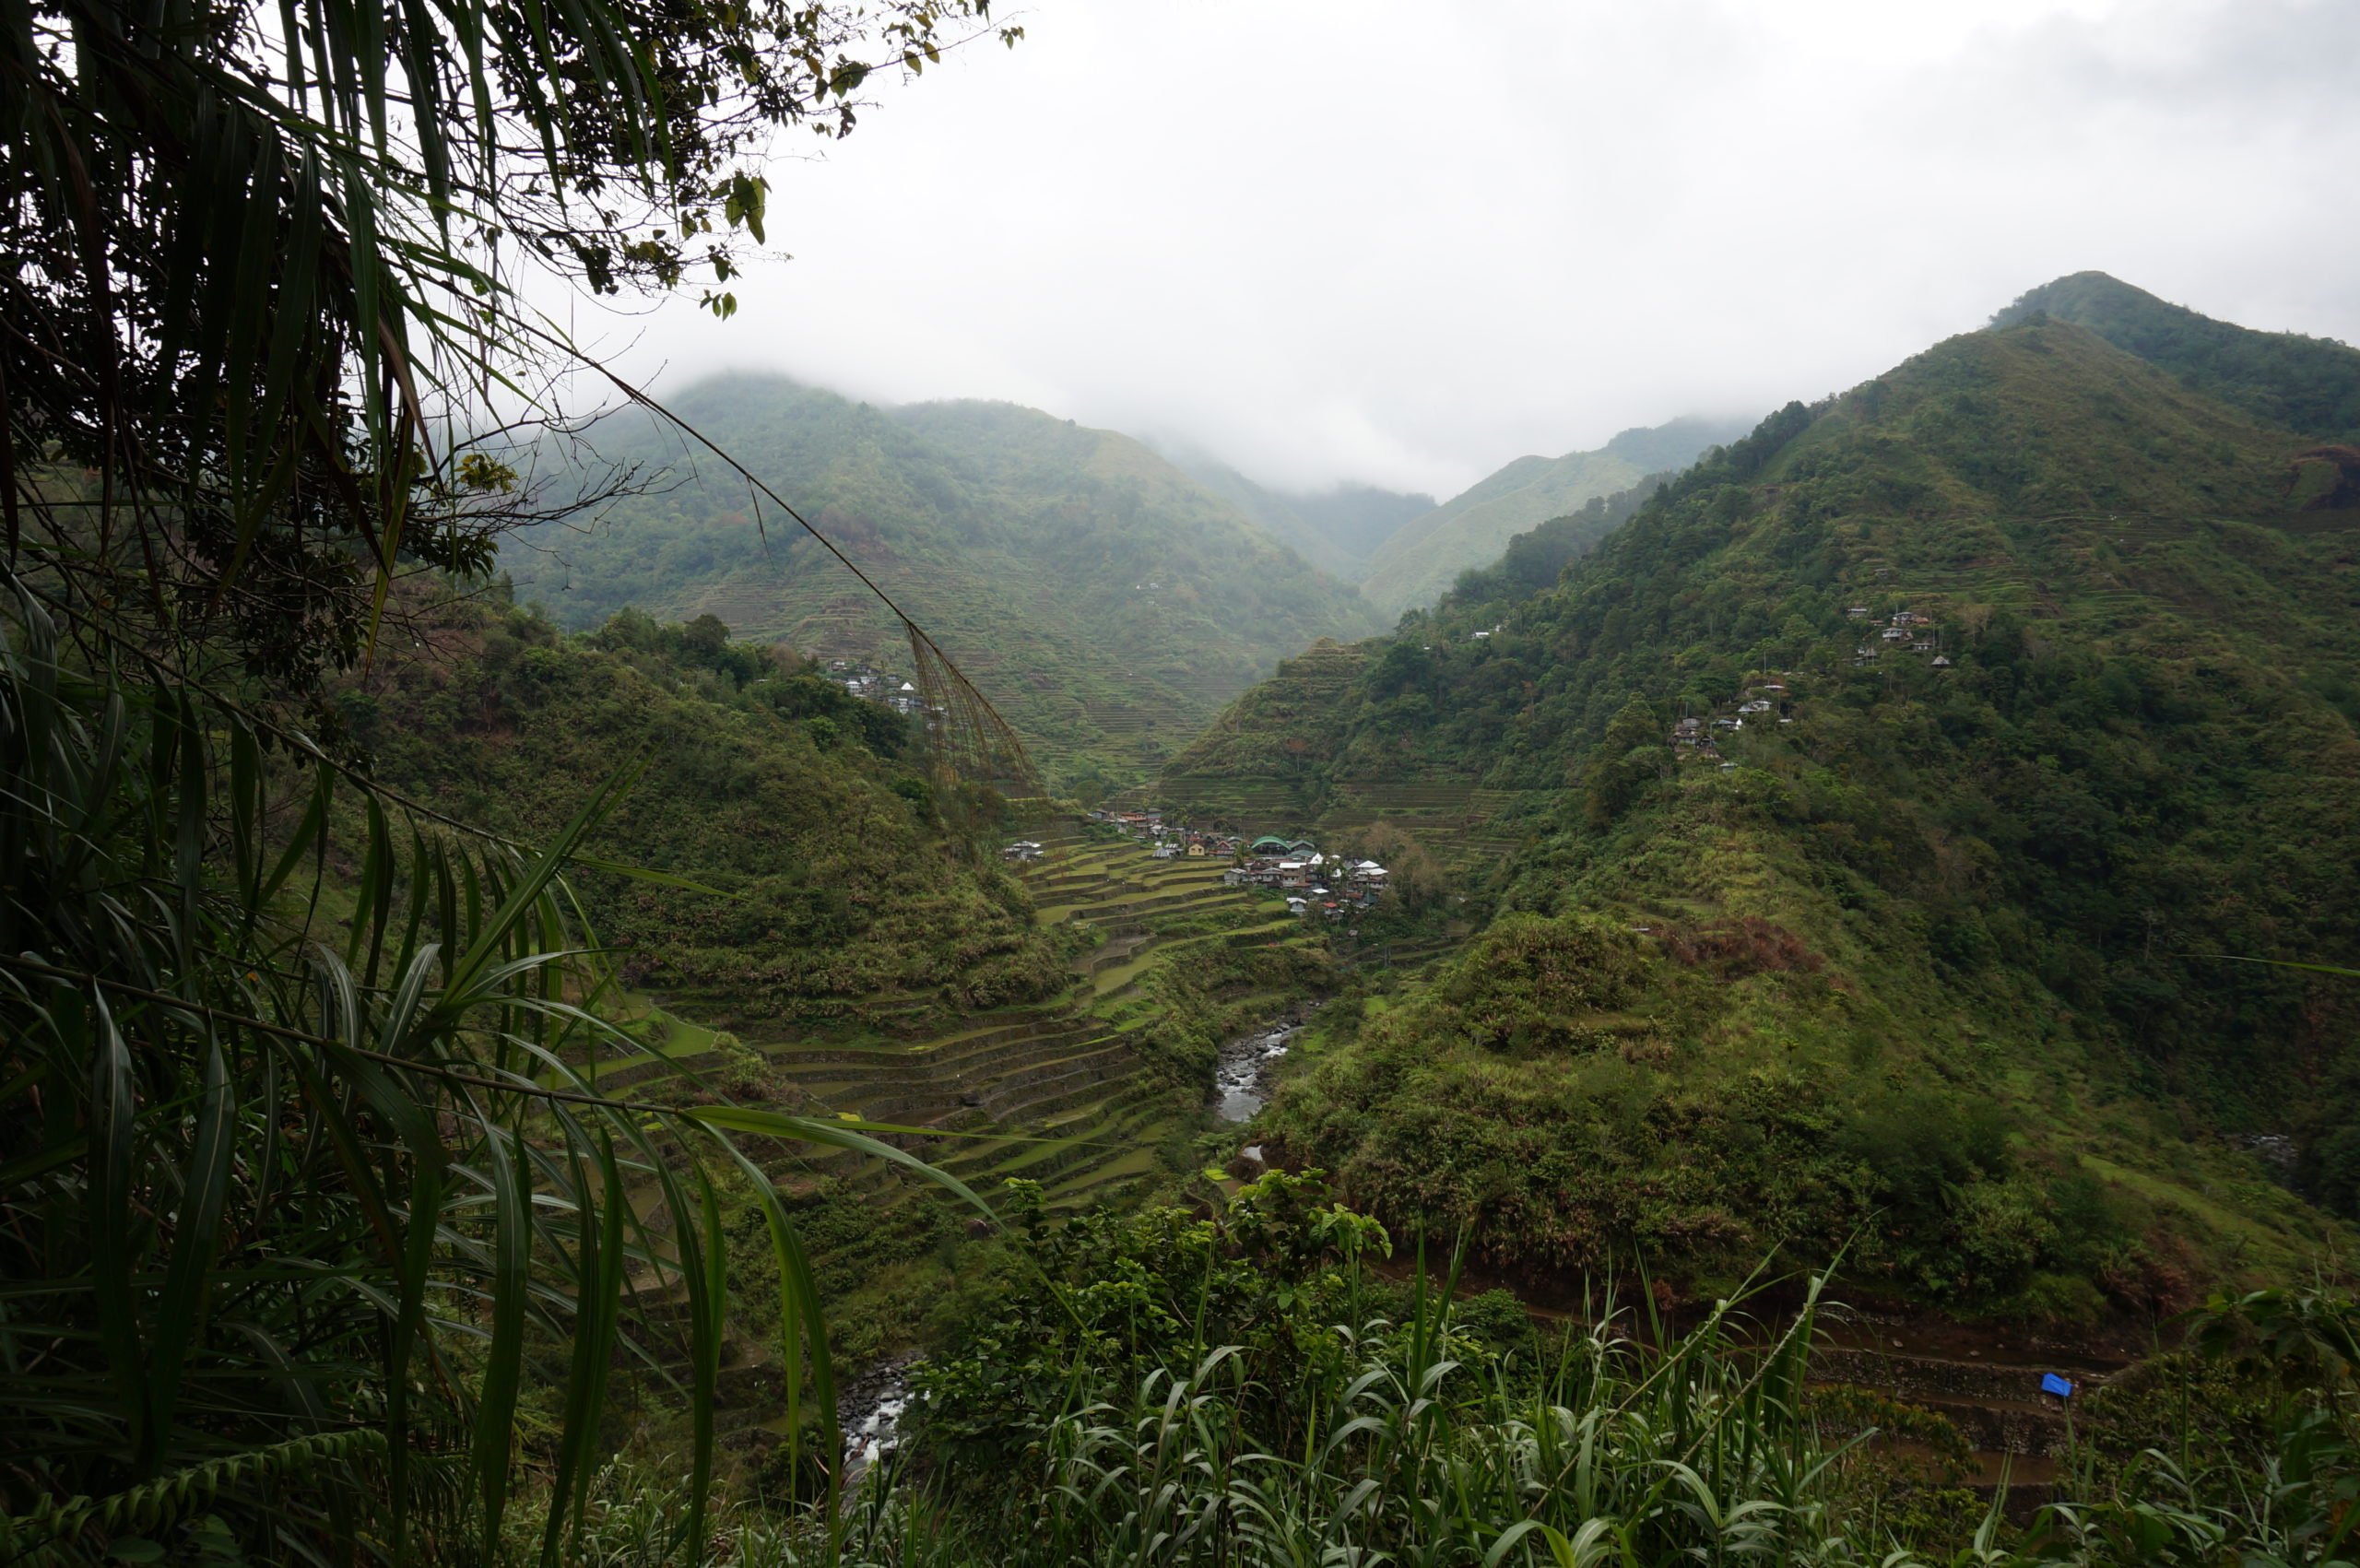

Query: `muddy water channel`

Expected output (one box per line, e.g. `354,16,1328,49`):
1212,1020,1299,1122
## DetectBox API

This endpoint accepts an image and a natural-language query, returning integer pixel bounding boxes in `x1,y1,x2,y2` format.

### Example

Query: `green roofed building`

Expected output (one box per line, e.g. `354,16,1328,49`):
1249,835,1293,855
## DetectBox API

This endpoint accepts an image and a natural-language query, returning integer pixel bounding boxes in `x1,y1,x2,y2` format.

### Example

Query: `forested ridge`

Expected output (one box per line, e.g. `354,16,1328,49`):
1170,298,2360,1320
1354,415,1752,617
507,375,1382,797
1995,271,2360,442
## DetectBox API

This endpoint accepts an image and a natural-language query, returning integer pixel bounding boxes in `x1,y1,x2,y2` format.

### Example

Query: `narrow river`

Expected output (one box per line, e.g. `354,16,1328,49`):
1212,1020,1299,1122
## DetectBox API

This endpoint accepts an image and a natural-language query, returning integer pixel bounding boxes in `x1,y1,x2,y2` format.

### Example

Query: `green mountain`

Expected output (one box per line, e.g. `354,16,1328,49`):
1162,298,2360,1314
1995,270,2360,442
1356,416,1752,617
508,376,1383,795
1159,449,1437,580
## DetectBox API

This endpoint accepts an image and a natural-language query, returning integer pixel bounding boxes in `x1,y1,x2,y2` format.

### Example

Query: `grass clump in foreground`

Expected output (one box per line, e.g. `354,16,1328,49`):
539,1172,2360,1568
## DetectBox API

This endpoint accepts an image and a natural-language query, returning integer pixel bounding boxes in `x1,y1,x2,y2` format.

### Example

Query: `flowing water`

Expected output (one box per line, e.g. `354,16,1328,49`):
836,1017,1304,1490
1213,1021,1298,1121
837,1361,914,1488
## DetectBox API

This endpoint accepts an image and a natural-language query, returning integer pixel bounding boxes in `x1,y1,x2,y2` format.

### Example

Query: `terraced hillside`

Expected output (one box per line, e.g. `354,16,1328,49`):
589,822,1341,1453
1811,1311,2138,1520
603,821,1318,1218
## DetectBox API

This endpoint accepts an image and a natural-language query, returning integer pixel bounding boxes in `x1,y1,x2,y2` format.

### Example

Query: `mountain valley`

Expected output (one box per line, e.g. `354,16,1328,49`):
478,275,2360,1332
32,0,2360,1554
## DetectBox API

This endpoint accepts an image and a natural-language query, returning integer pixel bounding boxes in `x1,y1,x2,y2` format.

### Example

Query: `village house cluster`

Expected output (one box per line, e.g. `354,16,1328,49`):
1005,810,1392,923
1081,808,1244,859
1220,835,1388,921
1845,606,1952,667
826,658,928,715
1670,678,1796,760
1663,600,1957,763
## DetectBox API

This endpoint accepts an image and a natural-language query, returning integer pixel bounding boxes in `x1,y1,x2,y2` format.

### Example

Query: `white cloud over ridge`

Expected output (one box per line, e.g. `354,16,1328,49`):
575,0,2360,499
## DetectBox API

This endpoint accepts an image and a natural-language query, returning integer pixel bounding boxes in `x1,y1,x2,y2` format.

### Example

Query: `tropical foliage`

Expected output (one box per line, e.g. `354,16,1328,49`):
504,1176,2360,1568
2,0,1015,695
0,579,1016,1562
0,0,1029,1554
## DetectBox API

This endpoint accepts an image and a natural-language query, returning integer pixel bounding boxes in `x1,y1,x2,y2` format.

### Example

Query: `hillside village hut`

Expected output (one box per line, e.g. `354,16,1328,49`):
1249,835,1293,856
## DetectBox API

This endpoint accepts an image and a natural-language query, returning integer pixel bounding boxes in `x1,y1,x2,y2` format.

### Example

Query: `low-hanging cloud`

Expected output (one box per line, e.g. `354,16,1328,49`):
572,0,2360,499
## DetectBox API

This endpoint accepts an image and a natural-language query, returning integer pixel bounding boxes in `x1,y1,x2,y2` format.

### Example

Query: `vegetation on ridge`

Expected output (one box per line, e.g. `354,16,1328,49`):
0,0,1036,1552
1174,310,2360,1316
1995,271,2360,443
344,591,1080,1024
507,377,1383,797
1356,417,1752,618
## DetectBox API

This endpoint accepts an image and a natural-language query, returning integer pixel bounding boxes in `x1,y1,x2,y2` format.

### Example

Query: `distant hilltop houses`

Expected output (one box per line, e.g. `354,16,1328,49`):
1845,607,1949,666
825,657,929,716
1671,676,1801,760
1670,603,1954,765
1024,810,1391,922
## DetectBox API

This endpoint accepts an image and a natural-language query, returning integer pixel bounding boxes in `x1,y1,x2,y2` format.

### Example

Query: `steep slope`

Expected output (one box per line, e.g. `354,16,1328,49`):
1435,468,1680,618
1995,271,2360,442
348,595,1080,1027
1357,416,1752,617
1173,311,2360,1316
508,376,1383,794
351,600,1348,1370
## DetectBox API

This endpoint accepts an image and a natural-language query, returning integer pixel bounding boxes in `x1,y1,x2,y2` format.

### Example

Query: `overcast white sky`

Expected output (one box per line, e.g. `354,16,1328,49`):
572,0,2360,499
